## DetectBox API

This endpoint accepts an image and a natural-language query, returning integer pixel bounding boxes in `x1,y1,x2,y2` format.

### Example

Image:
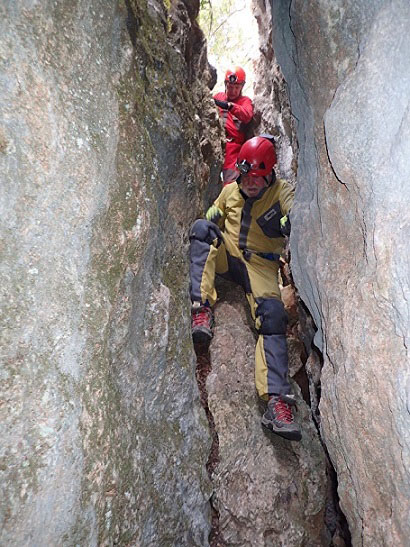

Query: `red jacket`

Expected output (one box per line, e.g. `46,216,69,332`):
213,92,254,170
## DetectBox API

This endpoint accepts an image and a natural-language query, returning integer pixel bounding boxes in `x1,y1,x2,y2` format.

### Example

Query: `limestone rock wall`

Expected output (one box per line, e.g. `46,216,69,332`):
252,0,298,186
0,1,222,545
269,0,410,544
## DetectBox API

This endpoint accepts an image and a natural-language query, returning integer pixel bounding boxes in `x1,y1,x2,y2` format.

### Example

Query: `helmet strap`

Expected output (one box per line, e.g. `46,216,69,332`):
264,169,276,186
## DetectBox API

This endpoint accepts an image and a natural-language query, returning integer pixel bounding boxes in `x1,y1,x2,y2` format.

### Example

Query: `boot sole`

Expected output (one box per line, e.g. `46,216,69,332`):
261,417,302,442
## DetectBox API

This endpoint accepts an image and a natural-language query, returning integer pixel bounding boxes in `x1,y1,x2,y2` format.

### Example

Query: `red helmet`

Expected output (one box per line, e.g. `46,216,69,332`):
236,136,277,176
224,66,246,84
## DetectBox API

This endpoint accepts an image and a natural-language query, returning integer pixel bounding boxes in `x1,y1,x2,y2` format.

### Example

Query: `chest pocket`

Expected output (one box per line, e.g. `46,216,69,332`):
256,202,283,238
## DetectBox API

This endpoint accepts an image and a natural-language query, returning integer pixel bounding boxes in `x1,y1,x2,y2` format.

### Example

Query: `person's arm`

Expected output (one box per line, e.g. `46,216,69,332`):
205,187,228,229
213,92,229,111
229,97,253,124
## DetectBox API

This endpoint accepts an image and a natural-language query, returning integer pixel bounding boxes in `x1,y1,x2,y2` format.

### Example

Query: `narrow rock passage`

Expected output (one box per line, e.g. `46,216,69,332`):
195,345,223,546
193,271,353,545
194,279,329,546
3,0,408,545
195,346,219,477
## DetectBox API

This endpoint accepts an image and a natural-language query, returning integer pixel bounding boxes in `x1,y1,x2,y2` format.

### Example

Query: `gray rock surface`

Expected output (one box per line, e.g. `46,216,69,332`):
0,0,222,545
252,0,298,185
207,280,328,546
270,0,410,544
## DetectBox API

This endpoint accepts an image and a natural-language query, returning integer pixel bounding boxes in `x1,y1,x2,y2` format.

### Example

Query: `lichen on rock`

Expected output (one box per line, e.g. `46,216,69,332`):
0,0,221,545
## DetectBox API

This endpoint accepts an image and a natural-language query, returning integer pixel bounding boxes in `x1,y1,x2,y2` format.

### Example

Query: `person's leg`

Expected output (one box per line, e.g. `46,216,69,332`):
189,219,228,306
246,292,291,399
189,219,228,342
241,257,289,397
244,257,301,440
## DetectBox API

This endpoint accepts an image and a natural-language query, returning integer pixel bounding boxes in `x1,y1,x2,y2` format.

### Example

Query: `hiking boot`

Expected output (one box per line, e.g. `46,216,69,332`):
191,304,214,344
261,395,302,441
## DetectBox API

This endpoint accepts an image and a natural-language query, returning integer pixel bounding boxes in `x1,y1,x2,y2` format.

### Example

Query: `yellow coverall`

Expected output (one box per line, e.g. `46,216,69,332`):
189,179,294,399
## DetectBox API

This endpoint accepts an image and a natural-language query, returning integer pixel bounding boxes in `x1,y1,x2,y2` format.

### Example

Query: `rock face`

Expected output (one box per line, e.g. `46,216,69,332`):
252,0,298,186
3,0,409,544
207,280,328,546
0,1,222,545
270,0,410,544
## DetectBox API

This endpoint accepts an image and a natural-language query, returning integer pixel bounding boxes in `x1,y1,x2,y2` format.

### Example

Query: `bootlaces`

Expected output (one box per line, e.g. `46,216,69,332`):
273,399,293,423
192,307,211,328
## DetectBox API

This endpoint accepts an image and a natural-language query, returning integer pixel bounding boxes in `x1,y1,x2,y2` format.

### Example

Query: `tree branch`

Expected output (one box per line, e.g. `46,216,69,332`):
210,6,246,38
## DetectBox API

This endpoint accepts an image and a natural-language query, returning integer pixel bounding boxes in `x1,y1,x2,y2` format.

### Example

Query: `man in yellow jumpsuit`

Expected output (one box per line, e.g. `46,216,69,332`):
189,136,301,441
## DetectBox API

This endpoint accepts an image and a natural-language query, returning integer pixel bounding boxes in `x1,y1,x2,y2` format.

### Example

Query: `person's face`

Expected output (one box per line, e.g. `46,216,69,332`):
225,81,244,101
240,173,270,197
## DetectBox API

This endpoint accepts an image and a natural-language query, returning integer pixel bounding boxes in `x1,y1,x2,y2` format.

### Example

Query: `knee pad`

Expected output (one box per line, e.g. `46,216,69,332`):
189,219,222,247
256,298,287,335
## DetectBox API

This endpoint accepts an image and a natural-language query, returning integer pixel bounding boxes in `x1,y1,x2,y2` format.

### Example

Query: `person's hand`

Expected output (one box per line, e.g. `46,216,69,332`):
280,214,291,236
214,98,232,110
205,222,223,247
205,205,223,224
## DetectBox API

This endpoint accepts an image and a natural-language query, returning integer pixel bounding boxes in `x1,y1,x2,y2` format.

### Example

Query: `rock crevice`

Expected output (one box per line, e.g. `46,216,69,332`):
193,279,330,546
1,0,409,545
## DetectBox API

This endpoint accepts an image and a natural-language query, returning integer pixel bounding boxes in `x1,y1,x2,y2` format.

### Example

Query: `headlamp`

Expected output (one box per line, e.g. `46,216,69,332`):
236,160,251,174
228,74,237,83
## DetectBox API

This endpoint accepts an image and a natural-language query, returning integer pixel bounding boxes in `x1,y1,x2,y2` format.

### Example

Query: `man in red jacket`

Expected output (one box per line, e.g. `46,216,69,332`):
213,66,254,185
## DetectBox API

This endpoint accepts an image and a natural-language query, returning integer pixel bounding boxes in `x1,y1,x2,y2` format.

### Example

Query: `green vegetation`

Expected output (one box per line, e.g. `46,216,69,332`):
198,0,258,96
